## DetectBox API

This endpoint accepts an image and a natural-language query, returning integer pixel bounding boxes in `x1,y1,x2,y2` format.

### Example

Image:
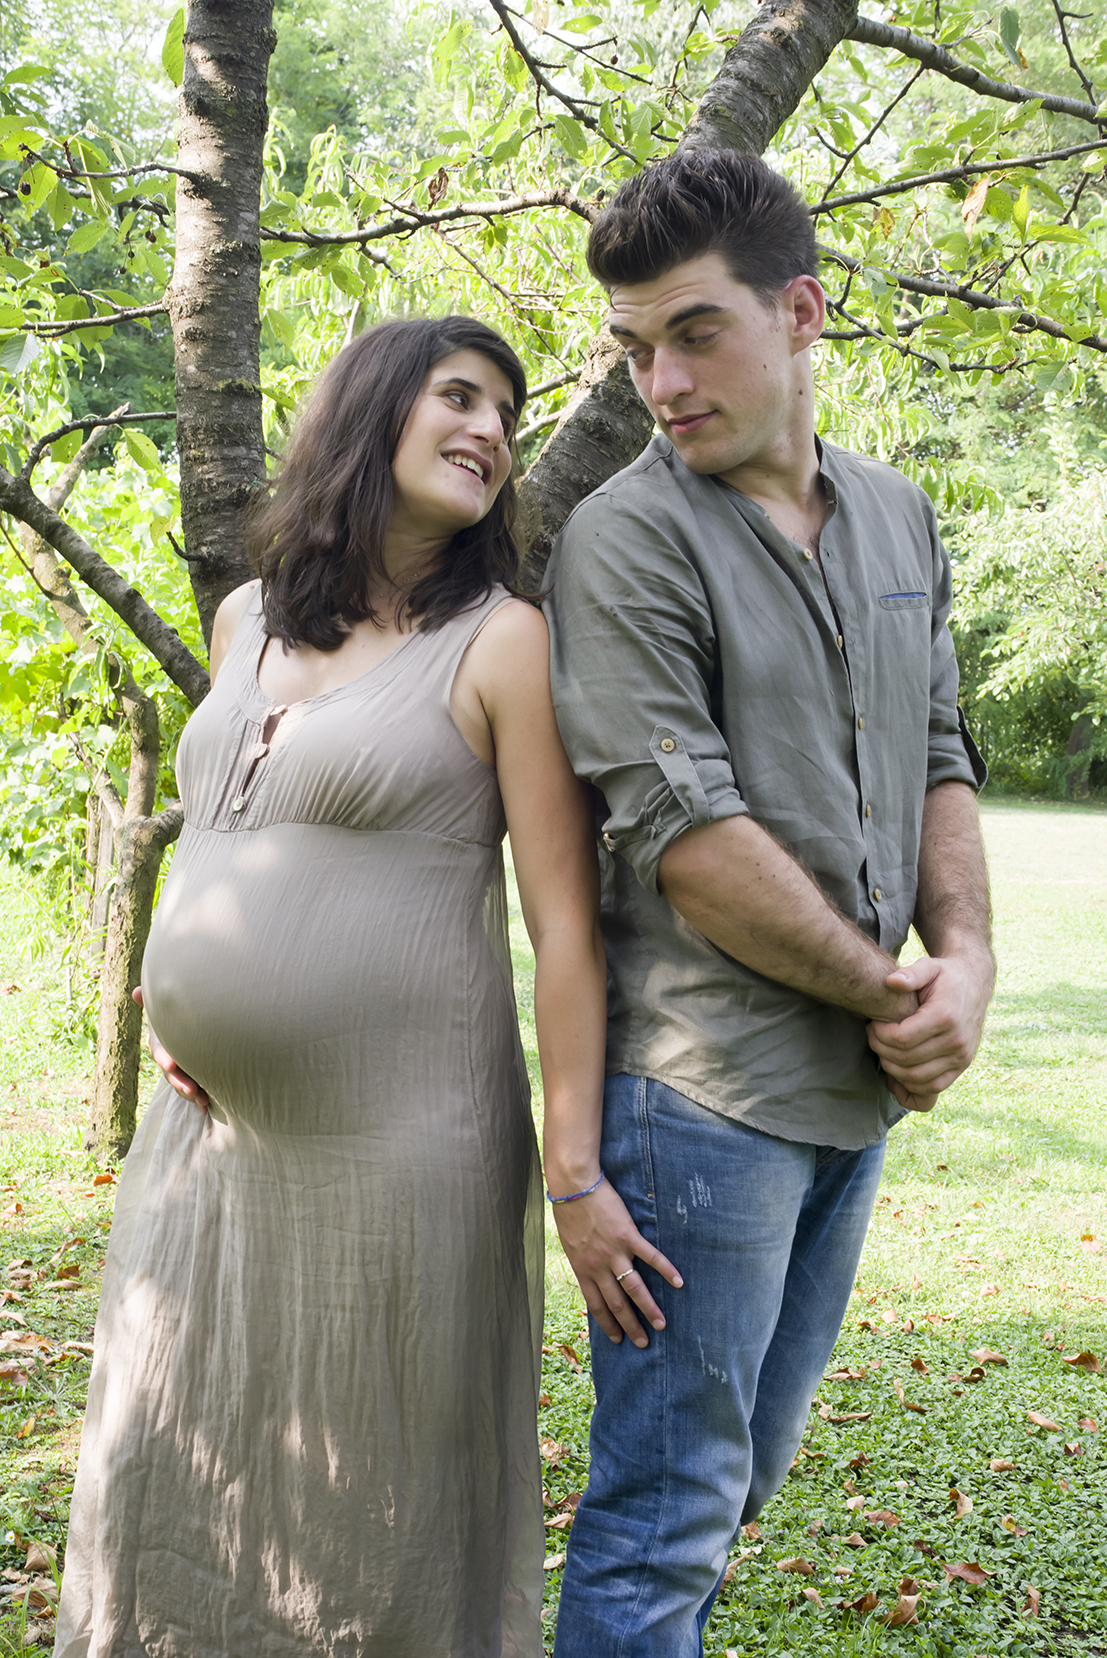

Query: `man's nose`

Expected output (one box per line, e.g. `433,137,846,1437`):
648,349,694,409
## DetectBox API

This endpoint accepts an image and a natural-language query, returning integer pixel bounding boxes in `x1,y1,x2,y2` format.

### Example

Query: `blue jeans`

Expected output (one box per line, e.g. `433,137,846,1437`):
553,1074,886,1658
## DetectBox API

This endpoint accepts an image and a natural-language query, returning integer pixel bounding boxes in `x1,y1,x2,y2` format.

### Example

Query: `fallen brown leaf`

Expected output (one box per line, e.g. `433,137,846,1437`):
825,1367,866,1381
911,1356,929,1374
829,1410,873,1423
989,1458,1015,1472
92,1173,115,1187
538,1437,564,1466
1078,1416,1099,1432
776,1557,814,1575
802,1585,824,1608
0,1359,29,1388
841,1532,867,1547
949,1488,974,1519
892,1377,926,1413
1000,1515,1028,1536
1061,1350,1101,1373
538,1392,551,1407
543,1552,566,1572
741,1521,761,1540
848,1452,870,1470
841,1589,879,1612
1023,1584,1040,1617
1063,1440,1084,1457
15,1415,35,1439
845,1495,865,1511
544,1513,573,1530
970,1348,1007,1366
1026,1411,1061,1431
962,1366,987,1384
864,1509,899,1527
558,1342,581,1372
722,1561,738,1586
23,1543,56,1573
881,1588,920,1627
943,1562,992,1585
980,1283,1000,1297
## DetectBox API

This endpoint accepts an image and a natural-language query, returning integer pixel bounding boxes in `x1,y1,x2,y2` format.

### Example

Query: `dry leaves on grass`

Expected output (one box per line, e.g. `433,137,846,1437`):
542,1552,566,1572
990,1457,1015,1472
881,1577,921,1626
1078,1416,1099,1432
1026,1411,1061,1431
943,1562,993,1586
840,1589,880,1614
949,1488,974,1519
1001,1516,1028,1536
864,1510,900,1528
776,1557,814,1575
1023,1585,1041,1616
1061,1350,1101,1373
539,1437,564,1468
0,1357,29,1387
802,1585,824,1608
892,1376,926,1413
557,1342,581,1372
970,1347,1007,1366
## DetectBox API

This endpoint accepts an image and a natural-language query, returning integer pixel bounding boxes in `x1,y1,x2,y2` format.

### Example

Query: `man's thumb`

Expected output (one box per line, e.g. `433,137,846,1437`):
886,956,941,991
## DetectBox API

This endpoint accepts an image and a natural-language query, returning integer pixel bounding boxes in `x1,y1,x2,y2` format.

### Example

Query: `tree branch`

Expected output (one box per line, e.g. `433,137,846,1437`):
825,249,1107,353
681,0,861,156
820,65,925,199
526,369,580,400
1051,1,1098,105
848,15,1104,125
23,409,176,480
261,187,597,248
32,301,169,338
815,136,1107,214
0,465,210,704
20,141,205,186
485,0,635,158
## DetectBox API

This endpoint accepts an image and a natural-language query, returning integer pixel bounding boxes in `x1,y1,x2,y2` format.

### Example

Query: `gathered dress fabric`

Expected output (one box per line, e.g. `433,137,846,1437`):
55,585,545,1658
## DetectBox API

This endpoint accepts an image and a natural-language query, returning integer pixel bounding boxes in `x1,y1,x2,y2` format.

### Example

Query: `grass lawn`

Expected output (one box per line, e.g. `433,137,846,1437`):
1,795,1104,1653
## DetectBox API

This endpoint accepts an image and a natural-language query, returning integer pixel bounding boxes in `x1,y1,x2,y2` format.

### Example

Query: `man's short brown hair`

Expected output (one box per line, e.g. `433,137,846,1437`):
586,151,818,305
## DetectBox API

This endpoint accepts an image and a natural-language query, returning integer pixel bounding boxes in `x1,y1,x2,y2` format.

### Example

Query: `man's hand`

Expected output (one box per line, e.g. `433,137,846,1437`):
867,949,993,1109
131,987,209,1112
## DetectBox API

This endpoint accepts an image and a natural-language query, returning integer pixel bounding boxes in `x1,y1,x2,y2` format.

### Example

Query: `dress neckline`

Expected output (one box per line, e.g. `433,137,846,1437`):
252,622,424,712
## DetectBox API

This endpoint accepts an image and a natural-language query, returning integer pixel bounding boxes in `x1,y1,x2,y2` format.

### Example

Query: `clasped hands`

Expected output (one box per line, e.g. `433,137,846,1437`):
866,950,993,1114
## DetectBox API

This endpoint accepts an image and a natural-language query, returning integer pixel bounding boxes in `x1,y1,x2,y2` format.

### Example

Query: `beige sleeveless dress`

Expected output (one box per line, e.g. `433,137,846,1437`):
56,586,545,1658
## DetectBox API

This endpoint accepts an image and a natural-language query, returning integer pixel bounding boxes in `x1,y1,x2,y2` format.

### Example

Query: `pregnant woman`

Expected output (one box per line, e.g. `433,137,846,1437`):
54,316,667,1658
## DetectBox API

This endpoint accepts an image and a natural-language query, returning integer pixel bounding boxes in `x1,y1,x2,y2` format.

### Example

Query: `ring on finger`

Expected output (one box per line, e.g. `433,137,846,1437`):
615,1268,635,1283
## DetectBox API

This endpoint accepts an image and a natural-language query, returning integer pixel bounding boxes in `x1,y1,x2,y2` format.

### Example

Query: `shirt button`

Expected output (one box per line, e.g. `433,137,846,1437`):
865,803,872,818
802,548,813,561
252,742,269,760
603,832,615,850
231,796,247,813
837,634,844,649
659,737,676,753
873,887,883,902
857,716,864,731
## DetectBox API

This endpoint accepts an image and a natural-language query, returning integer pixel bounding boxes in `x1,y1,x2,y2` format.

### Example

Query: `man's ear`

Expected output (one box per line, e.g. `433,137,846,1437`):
783,275,825,353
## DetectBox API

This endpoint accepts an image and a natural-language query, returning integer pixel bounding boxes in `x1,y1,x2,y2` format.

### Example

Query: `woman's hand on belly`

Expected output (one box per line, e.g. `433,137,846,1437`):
132,988,210,1112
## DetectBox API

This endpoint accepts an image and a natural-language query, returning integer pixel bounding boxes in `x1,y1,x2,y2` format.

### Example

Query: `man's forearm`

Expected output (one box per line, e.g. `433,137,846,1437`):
657,815,916,1023
913,781,994,970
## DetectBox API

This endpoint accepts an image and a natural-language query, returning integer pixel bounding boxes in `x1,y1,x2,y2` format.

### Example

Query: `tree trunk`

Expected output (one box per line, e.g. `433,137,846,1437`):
170,0,276,645
87,804,184,1160
1065,713,1093,800
516,0,860,573
86,796,115,966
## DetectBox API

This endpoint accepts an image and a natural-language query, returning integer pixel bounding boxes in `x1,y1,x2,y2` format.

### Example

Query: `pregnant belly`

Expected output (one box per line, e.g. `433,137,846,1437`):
141,822,492,1122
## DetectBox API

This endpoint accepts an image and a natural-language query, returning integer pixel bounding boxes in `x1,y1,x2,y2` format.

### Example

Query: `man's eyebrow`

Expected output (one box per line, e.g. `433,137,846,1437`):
608,301,732,340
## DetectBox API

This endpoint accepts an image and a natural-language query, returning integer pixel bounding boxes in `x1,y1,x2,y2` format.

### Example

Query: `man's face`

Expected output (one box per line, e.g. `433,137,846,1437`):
606,251,821,484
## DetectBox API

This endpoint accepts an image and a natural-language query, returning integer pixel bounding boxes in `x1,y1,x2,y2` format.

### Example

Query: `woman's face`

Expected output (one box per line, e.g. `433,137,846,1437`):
389,348,517,542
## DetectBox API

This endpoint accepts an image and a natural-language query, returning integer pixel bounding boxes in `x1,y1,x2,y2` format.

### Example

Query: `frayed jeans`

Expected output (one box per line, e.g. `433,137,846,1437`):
552,1074,886,1658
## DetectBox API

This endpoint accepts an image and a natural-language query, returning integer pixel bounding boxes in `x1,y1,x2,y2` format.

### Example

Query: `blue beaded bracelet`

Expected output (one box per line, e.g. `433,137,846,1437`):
546,1170,606,1204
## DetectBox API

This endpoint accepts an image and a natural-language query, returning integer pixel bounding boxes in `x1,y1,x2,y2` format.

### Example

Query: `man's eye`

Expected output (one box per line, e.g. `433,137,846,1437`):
684,333,716,347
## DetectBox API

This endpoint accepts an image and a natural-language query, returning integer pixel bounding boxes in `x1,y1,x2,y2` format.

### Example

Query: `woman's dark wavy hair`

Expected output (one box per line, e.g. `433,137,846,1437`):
247,316,528,651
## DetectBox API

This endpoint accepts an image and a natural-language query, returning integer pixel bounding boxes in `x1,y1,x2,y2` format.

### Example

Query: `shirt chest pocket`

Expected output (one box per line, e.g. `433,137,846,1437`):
878,591,929,611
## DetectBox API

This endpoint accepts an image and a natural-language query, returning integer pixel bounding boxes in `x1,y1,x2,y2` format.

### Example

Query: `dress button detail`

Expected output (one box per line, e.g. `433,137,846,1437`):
873,887,882,902
252,742,269,760
802,548,813,561
857,716,864,730
603,832,615,850
865,803,872,818
231,796,247,813
837,634,844,649
659,737,676,753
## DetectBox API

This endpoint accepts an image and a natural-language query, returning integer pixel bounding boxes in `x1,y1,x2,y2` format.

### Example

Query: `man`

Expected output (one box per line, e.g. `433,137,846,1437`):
541,151,994,1656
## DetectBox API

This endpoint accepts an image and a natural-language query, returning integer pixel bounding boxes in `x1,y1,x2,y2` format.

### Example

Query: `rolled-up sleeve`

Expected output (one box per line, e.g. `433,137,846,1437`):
544,490,748,896
924,507,988,792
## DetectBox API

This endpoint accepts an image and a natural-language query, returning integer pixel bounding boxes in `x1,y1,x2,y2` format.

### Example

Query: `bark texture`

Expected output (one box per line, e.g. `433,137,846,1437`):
170,0,275,644
681,0,859,157
14,425,185,1159
89,803,184,1160
517,336,655,592
517,0,860,576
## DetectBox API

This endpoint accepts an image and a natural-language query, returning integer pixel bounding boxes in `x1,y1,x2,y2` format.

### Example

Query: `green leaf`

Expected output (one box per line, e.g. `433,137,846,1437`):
998,7,1022,64
162,9,185,88
48,181,76,230
559,13,603,31
124,428,161,471
1012,184,1029,240
0,255,32,279
66,220,107,255
550,113,588,160
0,333,39,375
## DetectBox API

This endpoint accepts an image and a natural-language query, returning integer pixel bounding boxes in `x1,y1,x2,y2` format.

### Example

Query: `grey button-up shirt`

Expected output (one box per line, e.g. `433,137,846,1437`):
545,435,986,1149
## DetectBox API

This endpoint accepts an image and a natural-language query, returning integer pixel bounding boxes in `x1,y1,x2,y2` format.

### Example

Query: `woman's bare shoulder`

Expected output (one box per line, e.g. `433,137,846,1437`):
209,580,260,681
479,595,548,650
